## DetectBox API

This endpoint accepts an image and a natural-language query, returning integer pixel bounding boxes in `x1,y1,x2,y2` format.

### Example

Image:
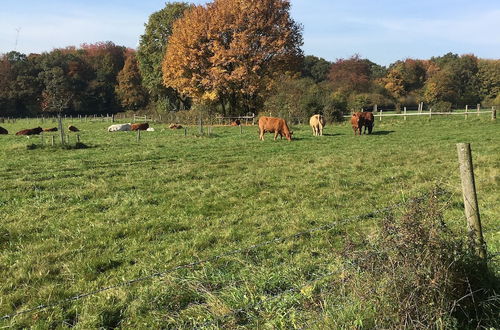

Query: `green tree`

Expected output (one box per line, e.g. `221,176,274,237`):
301,55,331,83
137,2,191,111
477,59,500,105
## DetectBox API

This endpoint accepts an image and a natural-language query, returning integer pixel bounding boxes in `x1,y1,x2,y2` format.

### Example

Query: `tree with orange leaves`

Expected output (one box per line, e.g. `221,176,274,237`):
162,0,303,115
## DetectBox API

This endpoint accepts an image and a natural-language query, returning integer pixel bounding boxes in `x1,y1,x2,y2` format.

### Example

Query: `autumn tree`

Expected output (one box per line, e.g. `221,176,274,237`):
383,59,427,104
328,55,372,94
162,0,303,115
115,52,147,110
137,2,191,111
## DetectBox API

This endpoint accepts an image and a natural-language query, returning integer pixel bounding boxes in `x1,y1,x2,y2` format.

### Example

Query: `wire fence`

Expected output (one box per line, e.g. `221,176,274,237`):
0,190,444,322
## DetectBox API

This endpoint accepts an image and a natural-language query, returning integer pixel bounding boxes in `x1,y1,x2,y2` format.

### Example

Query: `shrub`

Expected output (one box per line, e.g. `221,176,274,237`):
432,101,453,112
342,193,499,329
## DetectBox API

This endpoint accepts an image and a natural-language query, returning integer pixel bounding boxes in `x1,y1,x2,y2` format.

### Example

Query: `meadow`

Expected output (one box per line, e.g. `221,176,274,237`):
0,115,498,328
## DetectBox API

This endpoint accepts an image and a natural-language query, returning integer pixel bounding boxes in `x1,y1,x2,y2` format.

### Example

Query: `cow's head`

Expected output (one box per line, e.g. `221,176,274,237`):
286,130,293,141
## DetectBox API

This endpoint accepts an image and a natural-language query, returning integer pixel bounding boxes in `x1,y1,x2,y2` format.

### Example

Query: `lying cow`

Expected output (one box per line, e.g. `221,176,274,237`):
351,112,365,136
131,123,149,131
360,112,374,134
43,127,58,132
258,116,292,141
169,124,183,129
309,114,326,136
68,125,79,132
0,126,8,135
16,127,43,136
108,123,132,132
230,119,241,126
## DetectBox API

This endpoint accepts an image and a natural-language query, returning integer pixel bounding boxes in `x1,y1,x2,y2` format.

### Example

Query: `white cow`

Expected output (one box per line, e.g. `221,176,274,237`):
146,127,155,132
107,123,131,132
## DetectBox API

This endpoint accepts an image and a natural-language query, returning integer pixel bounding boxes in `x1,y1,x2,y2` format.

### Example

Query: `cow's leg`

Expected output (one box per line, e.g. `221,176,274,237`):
259,129,264,140
274,132,278,140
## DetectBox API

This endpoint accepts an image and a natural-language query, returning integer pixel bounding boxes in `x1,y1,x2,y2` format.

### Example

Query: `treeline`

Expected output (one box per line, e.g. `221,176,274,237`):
1,1,499,119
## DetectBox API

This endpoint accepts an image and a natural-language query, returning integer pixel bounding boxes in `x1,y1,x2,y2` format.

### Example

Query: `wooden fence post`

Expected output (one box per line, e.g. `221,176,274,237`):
404,106,407,121
477,104,480,116
184,127,187,136
429,107,432,120
491,106,496,120
240,124,243,134
51,136,55,146
379,109,382,121
456,143,487,260
136,129,141,142
58,115,65,145
465,105,468,120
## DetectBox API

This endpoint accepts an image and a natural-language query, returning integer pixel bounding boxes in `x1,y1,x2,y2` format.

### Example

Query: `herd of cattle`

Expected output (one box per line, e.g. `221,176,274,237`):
0,111,375,140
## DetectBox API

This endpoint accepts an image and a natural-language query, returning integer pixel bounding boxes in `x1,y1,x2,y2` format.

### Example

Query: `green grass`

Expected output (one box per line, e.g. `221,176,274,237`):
0,116,498,328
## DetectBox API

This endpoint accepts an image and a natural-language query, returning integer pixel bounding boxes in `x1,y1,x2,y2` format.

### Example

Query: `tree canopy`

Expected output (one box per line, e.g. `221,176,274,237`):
162,0,303,115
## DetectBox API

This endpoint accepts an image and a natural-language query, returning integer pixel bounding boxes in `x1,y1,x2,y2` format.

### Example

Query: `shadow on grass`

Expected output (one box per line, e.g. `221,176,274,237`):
370,130,395,135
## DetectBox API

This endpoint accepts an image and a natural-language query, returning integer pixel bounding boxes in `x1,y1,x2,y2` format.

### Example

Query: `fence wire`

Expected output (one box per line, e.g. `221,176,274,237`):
0,190,446,322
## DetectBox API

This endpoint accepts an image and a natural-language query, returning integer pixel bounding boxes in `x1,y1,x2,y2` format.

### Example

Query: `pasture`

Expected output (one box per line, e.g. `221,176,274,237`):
0,116,498,328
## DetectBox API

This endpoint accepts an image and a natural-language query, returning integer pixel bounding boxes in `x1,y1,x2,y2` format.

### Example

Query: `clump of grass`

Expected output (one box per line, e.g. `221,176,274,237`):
342,192,499,329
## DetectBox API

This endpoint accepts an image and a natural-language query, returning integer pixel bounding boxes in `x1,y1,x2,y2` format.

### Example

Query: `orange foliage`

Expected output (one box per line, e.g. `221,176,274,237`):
162,0,303,110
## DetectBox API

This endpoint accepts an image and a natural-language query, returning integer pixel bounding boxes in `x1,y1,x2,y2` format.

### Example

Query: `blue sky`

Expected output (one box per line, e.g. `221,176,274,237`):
1,0,499,66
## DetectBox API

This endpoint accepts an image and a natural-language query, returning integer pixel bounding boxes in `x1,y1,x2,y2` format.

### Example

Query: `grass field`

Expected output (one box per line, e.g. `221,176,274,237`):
0,115,498,328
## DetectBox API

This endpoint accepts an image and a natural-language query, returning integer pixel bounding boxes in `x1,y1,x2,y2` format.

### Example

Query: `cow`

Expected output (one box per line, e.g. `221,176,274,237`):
146,127,155,132
131,123,149,131
43,127,58,132
16,127,43,136
169,124,183,129
68,125,79,132
0,126,8,135
309,114,326,136
360,112,374,134
107,123,132,132
230,119,241,126
351,112,365,136
258,116,292,141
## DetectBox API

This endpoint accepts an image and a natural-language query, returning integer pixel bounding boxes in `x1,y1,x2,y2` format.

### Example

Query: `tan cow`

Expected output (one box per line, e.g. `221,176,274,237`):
258,116,292,141
309,114,326,136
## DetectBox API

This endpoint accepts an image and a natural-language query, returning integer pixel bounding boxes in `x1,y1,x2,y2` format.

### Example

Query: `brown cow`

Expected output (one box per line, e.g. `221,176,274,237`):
258,116,292,141
131,123,149,131
43,127,58,132
360,112,374,134
16,127,43,135
68,125,79,132
169,124,183,129
309,114,326,136
0,126,8,135
230,119,241,126
351,112,365,136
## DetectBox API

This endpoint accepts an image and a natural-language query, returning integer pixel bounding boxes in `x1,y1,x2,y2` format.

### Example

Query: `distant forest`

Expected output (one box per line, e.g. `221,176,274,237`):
1,2,499,119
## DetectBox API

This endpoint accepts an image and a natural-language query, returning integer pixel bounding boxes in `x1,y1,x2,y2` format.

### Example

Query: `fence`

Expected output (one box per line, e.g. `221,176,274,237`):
343,105,496,121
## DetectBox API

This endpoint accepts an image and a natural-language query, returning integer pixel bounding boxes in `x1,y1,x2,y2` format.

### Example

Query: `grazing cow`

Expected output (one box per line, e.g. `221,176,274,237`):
43,127,58,132
351,112,365,136
309,114,326,136
16,127,43,136
230,119,241,126
169,124,183,129
131,123,149,131
68,125,79,132
258,116,292,141
0,126,8,135
107,123,132,132
360,112,374,134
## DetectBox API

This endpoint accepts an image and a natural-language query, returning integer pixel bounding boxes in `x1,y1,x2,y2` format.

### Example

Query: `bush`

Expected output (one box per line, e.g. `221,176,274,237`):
432,101,453,112
342,193,499,329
